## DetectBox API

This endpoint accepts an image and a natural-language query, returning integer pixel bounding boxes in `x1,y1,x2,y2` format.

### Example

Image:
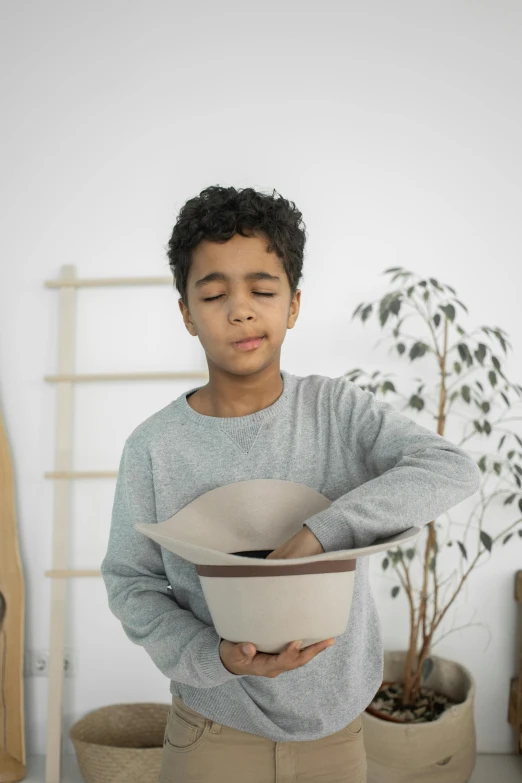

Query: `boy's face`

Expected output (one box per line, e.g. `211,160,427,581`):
179,232,300,375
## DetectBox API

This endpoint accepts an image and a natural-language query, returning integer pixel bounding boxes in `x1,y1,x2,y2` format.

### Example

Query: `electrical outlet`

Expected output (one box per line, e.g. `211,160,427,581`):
24,649,76,677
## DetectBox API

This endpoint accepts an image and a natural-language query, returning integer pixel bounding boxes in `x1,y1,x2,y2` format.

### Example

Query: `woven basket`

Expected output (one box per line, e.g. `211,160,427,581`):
69,702,171,783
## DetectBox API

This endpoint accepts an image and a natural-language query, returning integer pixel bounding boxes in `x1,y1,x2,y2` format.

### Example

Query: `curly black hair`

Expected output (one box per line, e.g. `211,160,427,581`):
165,185,307,307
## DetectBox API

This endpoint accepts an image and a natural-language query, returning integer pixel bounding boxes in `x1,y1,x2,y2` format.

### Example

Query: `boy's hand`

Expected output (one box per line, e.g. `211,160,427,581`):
265,525,325,560
220,637,335,677
219,526,332,677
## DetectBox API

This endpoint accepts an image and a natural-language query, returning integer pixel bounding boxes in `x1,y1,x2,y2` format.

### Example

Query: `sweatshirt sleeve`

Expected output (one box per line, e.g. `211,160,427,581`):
303,377,482,552
100,437,248,687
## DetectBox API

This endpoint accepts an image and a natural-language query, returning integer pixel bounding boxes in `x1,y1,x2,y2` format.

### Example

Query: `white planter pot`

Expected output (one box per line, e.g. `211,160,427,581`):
362,651,476,783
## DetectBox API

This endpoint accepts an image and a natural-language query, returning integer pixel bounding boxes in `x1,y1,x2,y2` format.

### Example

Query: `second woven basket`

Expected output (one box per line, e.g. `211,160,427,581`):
69,702,170,783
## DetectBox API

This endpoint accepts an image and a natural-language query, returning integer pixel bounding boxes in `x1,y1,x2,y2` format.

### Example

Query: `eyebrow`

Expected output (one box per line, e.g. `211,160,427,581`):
194,271,282,289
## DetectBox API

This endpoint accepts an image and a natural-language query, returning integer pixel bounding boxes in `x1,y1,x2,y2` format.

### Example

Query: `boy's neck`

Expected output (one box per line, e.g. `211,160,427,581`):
187,366,284,418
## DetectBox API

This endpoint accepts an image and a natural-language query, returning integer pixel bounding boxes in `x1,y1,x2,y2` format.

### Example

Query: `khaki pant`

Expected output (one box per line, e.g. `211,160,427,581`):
159,694,367,782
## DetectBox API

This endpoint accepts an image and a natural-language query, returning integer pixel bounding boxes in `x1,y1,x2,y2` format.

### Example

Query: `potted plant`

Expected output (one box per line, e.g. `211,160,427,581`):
348,268,522,783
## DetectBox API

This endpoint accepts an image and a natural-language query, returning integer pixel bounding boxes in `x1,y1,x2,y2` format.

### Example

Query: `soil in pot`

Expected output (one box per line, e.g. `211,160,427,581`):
366,681,457,724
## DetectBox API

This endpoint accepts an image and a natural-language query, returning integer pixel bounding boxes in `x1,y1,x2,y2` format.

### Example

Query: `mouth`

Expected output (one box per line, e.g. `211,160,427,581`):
232,335,266,351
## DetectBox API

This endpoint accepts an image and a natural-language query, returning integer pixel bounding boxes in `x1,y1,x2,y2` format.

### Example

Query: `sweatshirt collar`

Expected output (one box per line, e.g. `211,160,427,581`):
178,368,294,429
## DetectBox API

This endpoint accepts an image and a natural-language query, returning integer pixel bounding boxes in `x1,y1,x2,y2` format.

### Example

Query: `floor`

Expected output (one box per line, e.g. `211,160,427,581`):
24,753,522,781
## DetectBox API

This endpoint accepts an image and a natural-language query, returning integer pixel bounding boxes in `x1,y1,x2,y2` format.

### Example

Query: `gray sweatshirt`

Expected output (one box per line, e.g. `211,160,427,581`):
100,369,481,742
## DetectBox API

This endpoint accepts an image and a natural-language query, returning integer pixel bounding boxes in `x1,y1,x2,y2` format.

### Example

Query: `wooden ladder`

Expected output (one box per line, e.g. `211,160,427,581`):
43,264,208,783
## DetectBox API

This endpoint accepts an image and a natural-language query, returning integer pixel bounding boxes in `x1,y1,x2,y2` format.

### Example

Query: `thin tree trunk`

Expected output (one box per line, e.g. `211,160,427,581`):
401,319,448,706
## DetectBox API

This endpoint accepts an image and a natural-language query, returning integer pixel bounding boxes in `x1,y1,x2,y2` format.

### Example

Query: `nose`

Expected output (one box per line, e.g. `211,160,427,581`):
227,292,257,322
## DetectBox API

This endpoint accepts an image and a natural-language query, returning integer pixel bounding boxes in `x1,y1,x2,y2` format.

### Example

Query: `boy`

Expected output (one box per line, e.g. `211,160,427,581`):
100,185,481,782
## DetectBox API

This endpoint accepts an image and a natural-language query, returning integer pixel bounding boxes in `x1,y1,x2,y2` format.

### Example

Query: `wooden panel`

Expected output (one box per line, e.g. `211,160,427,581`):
515,570,522,604
508,571,522,755
0,405,26,781
508,677,522,754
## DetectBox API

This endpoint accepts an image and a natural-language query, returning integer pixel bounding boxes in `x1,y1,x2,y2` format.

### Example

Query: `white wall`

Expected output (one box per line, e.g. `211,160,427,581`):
1,0,521,757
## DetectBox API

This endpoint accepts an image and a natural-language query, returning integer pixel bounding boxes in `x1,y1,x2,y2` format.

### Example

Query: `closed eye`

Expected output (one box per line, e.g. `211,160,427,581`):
203,293,275,301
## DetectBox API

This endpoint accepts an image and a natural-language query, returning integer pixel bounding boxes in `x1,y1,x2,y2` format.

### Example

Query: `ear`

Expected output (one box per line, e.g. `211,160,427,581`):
178,298,198,336
287,289,301,329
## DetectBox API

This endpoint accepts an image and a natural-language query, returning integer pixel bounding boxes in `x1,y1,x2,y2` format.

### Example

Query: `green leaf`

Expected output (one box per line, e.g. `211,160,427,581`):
457,344,471,365
410,394,424,411
410,342,429,361
390,297,401,316
361,304,373,322
457,541,468,560
382,557,389,571
476,343,487,362
461,385,471,403
391,586,400,598
503,533,513,544
454,299,468,313
378,293,402,327
480,531,493,552
504,494,516,505
406,548,415,560
491,328,509,354
440,304,456,322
